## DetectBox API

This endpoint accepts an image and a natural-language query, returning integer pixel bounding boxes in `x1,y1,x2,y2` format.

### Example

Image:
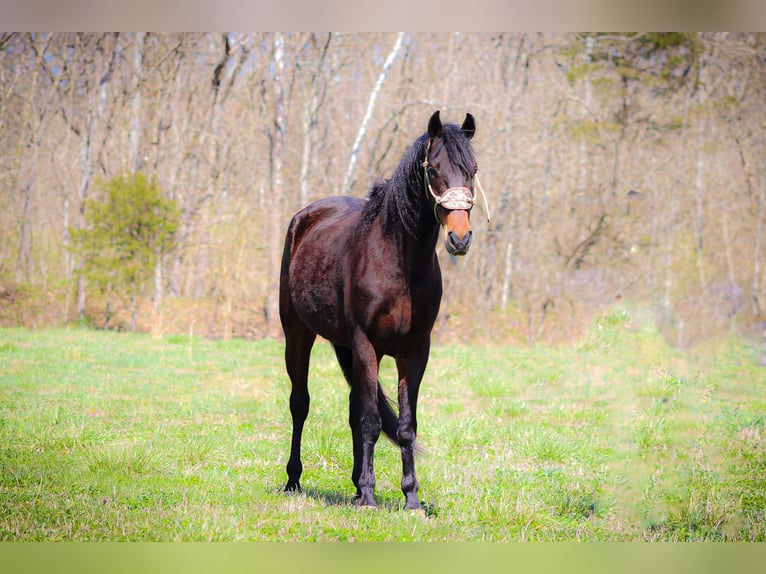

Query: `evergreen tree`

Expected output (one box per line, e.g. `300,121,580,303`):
71,172,180,330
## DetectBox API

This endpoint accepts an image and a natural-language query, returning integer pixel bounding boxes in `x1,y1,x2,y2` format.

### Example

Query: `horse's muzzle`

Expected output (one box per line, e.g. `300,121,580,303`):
442,209,472,256
446,230,472,256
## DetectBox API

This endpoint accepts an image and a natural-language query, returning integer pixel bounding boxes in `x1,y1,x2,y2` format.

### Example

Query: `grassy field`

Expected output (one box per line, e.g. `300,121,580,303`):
1,306,765,541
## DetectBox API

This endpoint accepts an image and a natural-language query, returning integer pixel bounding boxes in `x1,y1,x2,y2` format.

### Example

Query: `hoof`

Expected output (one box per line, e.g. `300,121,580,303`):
284,481,301,493
354,494,378,509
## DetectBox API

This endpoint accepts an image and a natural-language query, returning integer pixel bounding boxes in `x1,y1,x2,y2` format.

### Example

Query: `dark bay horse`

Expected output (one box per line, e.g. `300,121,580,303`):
280,111,481,510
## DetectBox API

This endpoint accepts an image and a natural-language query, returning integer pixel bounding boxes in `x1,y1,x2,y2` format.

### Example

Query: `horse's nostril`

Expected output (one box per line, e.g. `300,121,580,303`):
447,230,472,254
449,230,471,244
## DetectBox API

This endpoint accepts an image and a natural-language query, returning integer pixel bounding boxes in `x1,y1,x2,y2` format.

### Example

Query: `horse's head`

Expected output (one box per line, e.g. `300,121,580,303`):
423,110,486,256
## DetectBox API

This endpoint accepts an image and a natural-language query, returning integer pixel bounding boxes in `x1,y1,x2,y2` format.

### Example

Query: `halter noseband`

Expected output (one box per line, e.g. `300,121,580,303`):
422,140,491,223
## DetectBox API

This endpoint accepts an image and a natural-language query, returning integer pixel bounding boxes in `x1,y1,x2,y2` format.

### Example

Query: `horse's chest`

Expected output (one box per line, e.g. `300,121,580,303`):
364,289,437,349
378,296,414,335
348,244,441,350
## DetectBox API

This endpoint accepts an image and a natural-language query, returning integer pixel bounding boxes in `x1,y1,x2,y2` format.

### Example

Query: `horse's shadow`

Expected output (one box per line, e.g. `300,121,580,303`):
300,487,356,508
282,485,438,517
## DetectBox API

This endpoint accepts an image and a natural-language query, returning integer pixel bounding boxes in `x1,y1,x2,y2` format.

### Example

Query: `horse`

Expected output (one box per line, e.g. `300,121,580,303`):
279,110,484,510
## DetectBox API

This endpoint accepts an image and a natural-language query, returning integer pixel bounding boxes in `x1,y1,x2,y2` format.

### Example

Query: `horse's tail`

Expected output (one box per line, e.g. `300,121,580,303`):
332,345,400,446
376,383,400,446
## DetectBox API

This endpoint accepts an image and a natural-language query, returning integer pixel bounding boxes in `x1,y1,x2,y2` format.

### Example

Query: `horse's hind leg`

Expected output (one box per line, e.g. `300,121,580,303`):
349,333,382,507
333,345,363,494
333,345,366,497
283,318,316,492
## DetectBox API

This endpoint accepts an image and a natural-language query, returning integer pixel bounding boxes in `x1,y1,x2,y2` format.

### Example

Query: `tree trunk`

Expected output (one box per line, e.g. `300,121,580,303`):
11,34,46,282
693,39,709,291
76,117,93,321
576,35,593,215
130,292,137,332
153,256,163,336
15,184,32,281
299,33,332,208
753,168,765,316
129,32,145,173
265,32,288,338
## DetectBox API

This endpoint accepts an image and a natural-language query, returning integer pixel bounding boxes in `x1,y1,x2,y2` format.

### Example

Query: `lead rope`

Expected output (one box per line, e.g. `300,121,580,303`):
474,172,491,223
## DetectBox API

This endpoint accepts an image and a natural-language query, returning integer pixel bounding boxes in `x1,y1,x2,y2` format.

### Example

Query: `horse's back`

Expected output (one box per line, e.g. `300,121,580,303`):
284,196,364,259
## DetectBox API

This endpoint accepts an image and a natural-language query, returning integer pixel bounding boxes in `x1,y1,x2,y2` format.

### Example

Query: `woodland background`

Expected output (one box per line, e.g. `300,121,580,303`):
1,32,765,347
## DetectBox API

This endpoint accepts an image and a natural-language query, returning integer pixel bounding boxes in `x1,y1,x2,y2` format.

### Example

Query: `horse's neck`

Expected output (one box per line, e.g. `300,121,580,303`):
398,201,441,272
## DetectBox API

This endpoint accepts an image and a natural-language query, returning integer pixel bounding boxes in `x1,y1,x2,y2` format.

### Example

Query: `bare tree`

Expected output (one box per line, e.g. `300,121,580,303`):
297,33,333,208
342,32,405,195
2,33,766,344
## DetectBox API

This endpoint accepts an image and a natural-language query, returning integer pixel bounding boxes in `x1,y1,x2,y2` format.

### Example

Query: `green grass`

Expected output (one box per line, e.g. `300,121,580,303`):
1,306,765,540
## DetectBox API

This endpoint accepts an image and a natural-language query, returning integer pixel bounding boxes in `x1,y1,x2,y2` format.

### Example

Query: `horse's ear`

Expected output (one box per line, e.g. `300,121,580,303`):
428,110,442,139
461,113,476,140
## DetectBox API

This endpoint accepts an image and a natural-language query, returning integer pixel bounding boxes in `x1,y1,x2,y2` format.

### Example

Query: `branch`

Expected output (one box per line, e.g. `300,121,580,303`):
565,213,608,269
342,32,405,195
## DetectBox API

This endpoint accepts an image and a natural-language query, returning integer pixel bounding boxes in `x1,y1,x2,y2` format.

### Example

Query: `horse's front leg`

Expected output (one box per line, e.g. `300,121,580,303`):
351,331,381,507
395,340,429,511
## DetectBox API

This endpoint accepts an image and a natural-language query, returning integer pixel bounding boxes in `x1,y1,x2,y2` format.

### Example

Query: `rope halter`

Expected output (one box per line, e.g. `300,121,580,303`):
422,142,491,223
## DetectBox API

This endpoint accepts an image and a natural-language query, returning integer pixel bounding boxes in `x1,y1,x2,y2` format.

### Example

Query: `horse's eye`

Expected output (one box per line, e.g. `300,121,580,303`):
427,167,438,179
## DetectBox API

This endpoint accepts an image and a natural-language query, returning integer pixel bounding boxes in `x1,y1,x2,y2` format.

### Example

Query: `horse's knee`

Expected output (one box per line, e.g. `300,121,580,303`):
289,391,310,420
397,413,417,446
360,409,381,440
397,425,415,446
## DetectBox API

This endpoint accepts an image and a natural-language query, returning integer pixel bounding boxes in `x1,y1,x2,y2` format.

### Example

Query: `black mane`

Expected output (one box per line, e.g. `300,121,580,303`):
361,123,476,237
